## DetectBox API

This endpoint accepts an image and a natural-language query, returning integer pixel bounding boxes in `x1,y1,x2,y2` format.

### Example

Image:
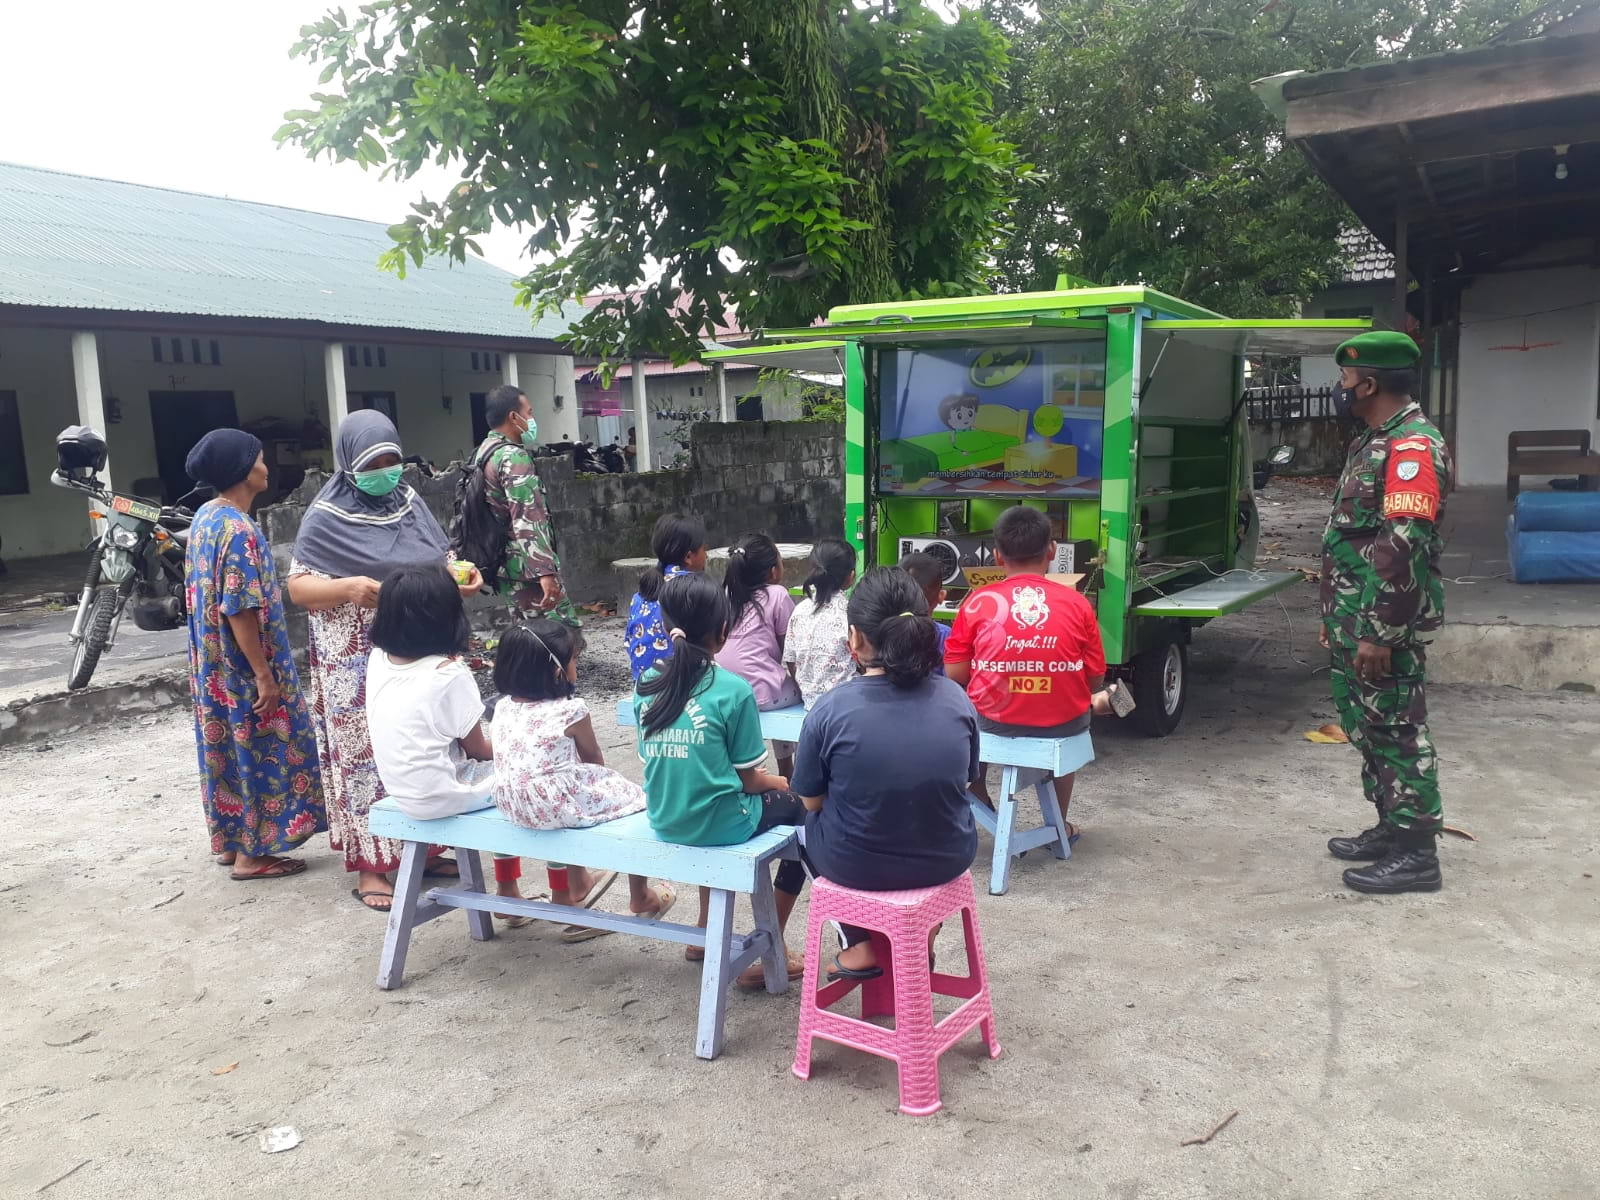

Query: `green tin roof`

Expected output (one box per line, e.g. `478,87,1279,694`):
0,161,584,344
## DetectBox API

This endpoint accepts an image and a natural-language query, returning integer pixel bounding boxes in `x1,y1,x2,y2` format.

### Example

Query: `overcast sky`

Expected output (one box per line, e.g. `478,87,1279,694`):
0,0,967,283
0,0,533,273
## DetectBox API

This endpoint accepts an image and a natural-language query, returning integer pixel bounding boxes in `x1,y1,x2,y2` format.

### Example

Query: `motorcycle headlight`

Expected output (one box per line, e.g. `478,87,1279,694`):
110,526,142,550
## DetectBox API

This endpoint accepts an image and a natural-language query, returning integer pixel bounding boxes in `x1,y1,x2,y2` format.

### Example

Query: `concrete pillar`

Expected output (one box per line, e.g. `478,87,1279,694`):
552,354,579,444
71,331,111,488
324,342,349,434
631,359,653,471
715,362,733,422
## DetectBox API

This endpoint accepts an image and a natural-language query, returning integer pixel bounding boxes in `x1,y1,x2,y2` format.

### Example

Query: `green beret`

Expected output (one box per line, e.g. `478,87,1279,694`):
1334,330,1420,370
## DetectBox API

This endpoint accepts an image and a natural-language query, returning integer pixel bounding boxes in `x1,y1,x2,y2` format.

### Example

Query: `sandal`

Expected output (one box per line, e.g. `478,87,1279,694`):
230,857,307,881
351,888,393,912
569,870,618,909
560,922,613,944
632,883,677,923
684,946,705,963
423,856,461,879
738,949,806,990
824,953,883,984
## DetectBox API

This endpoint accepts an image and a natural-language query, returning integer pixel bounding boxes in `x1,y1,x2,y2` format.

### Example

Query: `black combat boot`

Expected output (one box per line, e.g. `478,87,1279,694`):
1327,823,1394,861
1342,828,1442,894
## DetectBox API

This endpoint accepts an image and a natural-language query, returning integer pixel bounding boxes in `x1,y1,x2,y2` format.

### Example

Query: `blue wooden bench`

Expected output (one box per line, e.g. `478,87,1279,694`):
612,699,1094,896
367,798,798,1060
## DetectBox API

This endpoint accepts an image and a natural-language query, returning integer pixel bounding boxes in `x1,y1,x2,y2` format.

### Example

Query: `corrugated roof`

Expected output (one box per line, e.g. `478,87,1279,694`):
0,161,586,343
1338,227,1395,283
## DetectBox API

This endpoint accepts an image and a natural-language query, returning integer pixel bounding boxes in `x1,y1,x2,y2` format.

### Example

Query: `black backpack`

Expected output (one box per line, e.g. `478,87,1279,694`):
450,443,510,591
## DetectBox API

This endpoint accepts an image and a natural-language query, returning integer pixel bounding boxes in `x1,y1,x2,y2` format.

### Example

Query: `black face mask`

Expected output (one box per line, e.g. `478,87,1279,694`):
1334,380,1367,422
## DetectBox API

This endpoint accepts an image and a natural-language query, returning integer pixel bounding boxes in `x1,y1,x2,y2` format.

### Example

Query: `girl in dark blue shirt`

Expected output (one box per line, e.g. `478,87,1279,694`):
791,566,980,982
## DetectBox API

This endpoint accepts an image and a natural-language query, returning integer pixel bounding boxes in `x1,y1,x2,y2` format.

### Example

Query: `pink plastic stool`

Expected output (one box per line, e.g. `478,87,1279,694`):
792,872,1001,1116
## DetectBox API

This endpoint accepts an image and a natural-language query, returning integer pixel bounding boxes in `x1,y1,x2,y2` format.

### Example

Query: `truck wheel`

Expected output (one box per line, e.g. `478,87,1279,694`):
1132,635,1187,737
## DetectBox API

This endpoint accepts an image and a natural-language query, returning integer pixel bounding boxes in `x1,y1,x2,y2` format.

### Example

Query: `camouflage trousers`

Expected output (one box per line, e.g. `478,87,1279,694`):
498,578,585,632
1328,642,1442,832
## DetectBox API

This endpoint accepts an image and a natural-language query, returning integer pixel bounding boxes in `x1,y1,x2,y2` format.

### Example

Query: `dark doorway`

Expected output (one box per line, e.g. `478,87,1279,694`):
469,392,490,445
735,394,764,421
351,391,398,424
149,390,239,502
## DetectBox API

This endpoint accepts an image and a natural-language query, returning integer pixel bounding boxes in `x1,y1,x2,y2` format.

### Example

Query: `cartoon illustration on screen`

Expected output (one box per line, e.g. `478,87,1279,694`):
876,341,1103,498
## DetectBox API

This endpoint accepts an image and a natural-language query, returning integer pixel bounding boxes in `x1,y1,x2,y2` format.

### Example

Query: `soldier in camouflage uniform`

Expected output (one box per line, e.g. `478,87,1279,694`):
1320,331,1450,894
473,385,583,628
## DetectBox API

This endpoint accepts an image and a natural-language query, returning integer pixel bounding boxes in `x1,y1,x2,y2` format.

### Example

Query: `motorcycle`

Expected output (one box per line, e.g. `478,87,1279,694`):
1253,443,1296,490
50,425,203,690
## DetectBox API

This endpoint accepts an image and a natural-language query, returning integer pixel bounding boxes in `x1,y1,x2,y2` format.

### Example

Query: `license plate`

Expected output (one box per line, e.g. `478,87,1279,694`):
111,495,162,522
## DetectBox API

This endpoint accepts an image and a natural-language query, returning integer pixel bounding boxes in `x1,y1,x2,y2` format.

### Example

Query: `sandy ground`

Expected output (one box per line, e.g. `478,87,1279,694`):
4,484,1598,1199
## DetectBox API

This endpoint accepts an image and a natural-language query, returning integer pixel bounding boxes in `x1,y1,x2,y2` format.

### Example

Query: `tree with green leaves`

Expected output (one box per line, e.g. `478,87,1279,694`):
280,1,1021,362
982,0,1546,316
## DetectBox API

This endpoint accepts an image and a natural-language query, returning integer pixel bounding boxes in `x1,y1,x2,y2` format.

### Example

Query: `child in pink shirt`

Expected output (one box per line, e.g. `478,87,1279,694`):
715,532,803,775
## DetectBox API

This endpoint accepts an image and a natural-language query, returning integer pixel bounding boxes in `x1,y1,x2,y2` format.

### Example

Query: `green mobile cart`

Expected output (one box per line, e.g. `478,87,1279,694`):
707,285,1368,735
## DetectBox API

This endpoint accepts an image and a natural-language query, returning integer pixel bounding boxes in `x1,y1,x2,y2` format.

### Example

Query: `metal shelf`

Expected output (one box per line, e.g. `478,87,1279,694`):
1137,484,1229,504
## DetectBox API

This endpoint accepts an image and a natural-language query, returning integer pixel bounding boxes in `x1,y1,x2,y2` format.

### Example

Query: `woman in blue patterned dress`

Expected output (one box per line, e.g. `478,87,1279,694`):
183,429,326,879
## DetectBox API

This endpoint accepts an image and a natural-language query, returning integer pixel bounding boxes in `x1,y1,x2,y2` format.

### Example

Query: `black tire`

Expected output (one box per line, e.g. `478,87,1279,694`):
67,587,120,691
1131,634,1188,737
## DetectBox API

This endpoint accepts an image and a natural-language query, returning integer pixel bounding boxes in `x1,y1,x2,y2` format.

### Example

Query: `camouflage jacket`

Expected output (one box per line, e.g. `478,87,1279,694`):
1320,402,1451,649
473,433,560,593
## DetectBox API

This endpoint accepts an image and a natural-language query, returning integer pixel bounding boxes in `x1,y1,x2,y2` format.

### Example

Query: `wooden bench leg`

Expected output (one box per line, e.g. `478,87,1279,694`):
455,848,495,943
378,840,427,990
988,765,1020,895
695,888,736,1060
749,868,789,995
1036,780,1072,861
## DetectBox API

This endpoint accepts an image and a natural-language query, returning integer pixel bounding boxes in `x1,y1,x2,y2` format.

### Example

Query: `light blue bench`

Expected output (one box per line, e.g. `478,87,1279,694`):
612,699,1094,895
367,798,798,1060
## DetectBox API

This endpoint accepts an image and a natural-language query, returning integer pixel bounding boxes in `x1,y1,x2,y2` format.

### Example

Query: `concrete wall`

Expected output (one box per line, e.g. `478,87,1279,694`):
1249,418,1348,476
1455,257,1600,488
260,418,844,608
0,323,578,559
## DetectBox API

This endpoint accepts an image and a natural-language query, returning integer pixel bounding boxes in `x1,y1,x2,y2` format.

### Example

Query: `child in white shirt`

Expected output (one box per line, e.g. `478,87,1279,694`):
784,538,858,705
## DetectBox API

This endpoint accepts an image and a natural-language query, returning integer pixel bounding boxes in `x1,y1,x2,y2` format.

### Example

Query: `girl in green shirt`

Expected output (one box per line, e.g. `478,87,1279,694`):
634,572,810,986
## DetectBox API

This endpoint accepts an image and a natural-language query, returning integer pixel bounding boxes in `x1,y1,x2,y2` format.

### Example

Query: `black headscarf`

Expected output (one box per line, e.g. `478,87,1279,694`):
290,410,449,580
185,429,262,491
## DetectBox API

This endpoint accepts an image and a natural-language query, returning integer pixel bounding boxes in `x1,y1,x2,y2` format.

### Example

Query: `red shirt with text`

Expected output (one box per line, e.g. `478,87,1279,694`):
945,574,1105,726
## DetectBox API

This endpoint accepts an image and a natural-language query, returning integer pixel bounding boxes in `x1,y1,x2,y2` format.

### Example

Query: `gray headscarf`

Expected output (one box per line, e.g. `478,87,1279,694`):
290,410,448,580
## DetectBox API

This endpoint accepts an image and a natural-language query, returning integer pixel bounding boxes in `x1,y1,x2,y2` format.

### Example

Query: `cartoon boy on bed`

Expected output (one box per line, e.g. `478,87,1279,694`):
939,393,980,445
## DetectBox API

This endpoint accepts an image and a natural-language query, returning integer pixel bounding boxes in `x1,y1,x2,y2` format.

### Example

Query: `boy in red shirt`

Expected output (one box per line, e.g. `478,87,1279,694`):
945,506,1110,840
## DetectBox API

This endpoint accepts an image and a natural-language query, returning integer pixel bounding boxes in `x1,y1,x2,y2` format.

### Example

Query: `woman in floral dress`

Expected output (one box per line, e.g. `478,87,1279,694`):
182,429,326,878
287,411,485,911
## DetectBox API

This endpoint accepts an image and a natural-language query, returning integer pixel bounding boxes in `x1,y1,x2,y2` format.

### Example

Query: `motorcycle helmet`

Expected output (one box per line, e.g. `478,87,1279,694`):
56,425,108,473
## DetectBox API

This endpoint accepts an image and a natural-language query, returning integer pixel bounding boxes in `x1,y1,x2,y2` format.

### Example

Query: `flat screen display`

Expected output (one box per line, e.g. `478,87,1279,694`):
874,338,1105,497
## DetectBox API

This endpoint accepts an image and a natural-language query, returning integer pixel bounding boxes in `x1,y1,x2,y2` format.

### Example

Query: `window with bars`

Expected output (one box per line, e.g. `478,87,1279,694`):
346,344,388,369
152,336,221,365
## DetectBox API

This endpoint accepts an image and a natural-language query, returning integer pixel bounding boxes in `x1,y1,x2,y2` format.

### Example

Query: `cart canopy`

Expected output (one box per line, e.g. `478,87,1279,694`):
1141,319,1372,357
701,340,847,373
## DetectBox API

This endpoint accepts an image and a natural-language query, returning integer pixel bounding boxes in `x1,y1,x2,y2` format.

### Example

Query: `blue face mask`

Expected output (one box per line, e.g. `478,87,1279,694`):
352,465,404,496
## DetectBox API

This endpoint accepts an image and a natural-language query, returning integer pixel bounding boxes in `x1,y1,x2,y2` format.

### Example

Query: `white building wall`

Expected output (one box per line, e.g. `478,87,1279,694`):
1455,261,1600,488
0,325,575,558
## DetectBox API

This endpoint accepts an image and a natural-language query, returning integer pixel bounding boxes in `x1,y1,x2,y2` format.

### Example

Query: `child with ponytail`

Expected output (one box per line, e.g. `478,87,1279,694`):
634,572,810,986
715,532,802,775
792,566,981,982
784,537,858,705
625,513,709,682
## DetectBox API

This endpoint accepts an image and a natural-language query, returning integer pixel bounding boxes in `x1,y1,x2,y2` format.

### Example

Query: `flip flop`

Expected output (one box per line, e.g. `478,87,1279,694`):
351,888,393,912
230,857,307,881
559,922,613,944
824,953,883,983
634,883,677,923
739,950,806,989
423,856,461,879
569,870,618,909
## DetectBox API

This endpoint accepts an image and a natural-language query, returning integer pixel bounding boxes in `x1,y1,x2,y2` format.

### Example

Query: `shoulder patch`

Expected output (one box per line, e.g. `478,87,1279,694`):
1383,443,1440,521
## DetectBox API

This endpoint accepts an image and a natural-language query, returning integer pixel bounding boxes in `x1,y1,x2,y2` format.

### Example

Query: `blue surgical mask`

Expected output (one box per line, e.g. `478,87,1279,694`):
353,465,404,496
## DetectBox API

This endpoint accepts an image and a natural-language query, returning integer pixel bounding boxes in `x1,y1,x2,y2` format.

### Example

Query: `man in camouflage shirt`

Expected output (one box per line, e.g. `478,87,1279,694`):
474,385,582,626
1320,330,1450,894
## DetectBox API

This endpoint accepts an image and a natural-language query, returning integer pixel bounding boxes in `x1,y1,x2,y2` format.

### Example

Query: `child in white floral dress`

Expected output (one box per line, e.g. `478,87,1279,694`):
492,619,675,939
